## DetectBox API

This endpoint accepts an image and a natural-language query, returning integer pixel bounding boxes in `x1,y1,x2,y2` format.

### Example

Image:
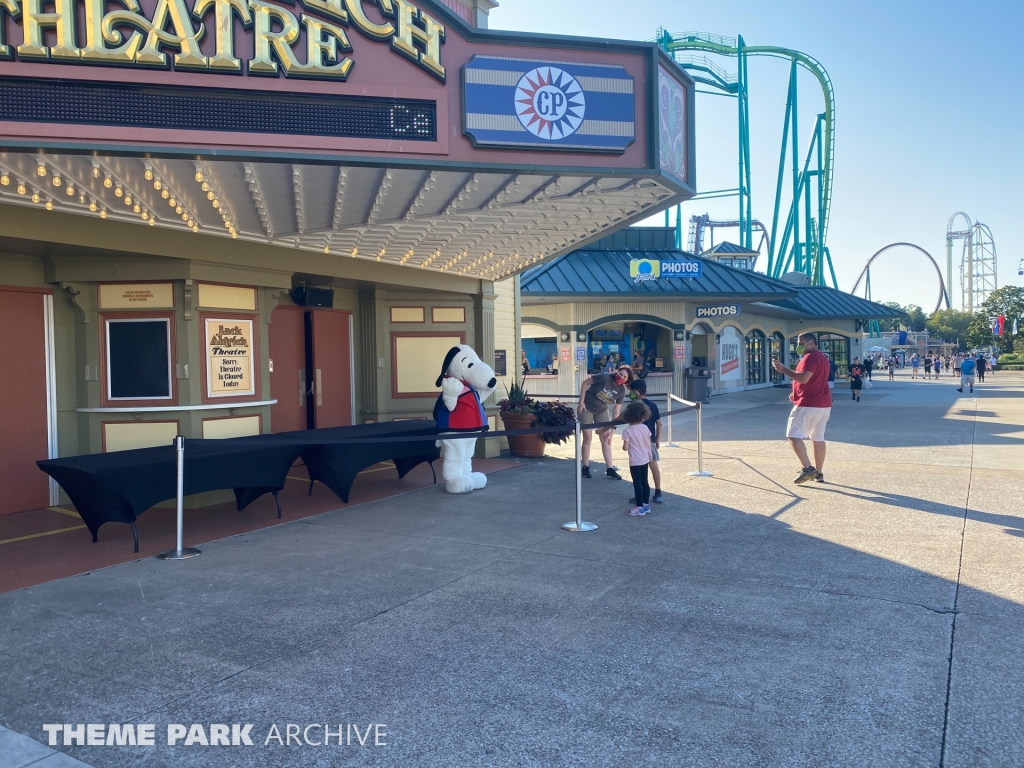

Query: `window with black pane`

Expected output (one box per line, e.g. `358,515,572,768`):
745,330,767,385
105,318,172,400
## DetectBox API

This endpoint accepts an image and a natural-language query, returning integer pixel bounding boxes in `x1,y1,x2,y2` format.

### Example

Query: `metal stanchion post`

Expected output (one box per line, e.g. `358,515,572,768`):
157,435,201,560
562,419,597,532
687,402,714,477
667,394,680,448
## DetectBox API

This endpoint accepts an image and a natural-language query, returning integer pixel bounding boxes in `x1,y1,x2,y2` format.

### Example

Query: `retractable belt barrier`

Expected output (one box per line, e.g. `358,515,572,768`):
43,400,709,559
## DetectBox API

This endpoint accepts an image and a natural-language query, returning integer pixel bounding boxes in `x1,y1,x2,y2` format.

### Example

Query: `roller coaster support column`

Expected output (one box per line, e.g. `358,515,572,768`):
737,36,752,251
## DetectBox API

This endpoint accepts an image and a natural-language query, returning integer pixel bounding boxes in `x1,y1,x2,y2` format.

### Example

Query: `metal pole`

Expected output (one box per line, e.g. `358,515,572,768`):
562,419,597,532
667,394,681,448
157,435,201,560
688,402,714,477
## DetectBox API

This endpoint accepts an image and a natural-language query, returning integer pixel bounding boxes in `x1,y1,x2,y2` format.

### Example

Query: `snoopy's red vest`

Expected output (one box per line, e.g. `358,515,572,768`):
433,382,489,433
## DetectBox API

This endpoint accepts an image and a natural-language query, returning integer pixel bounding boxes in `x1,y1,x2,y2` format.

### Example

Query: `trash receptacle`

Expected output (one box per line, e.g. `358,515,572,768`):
685,366,711,403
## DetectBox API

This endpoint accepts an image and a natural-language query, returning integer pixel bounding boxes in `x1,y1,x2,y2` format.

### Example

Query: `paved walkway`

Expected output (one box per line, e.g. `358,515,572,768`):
2,370,1022,767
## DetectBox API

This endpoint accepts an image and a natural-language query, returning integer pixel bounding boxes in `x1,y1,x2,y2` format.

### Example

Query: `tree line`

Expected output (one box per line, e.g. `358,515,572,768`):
875,286,1024,353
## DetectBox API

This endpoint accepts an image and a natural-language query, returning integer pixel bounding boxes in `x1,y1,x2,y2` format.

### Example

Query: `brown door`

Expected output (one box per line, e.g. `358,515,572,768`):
310,309,353,428
0,288,51,514
269,306,306,433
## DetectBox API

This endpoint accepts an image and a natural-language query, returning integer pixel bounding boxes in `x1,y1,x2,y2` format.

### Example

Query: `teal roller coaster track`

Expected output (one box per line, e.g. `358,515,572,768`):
657,30,838,288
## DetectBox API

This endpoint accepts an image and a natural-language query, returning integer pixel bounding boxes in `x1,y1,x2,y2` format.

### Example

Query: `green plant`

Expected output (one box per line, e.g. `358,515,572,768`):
498,381,534,413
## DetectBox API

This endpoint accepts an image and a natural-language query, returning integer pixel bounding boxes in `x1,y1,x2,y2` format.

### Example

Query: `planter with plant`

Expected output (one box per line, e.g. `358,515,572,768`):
498,382,576,458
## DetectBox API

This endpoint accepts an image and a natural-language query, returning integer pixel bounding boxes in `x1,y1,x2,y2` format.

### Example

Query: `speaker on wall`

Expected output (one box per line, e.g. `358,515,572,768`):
291,286,334,308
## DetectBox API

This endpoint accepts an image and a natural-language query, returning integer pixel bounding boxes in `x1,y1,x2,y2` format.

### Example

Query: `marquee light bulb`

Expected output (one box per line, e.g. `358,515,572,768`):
323,245,329,253
206,190,214,200
100,209,107,219
195,170,203,182
154,179,162,190
141,210,148,219
161,189,169,199
192,225,199,232
212,200,220,209
351,248,357,257
36,164,46,177
133,203,140,213
124,195,132,205
103,175,112,188
144,168,153,181
0,173,9,186
114,186,123,197
231,232,237,239
66,185,74,195
17,183,26,195
89,201,97,212
52,176,61,187
31,192,40,203
176,205,183,215
79,193,85,204
148,218,155,226
201,182,209,192
45,200,53,210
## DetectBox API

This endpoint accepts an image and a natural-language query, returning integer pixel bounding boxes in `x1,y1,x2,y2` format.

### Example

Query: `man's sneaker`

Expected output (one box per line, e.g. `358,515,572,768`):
626,506,644,516
813,471,824,483
653,492,664,503
957,388,963,393
606,468,622,480
643,503,651,515
581,465,592,479
794,466,817,485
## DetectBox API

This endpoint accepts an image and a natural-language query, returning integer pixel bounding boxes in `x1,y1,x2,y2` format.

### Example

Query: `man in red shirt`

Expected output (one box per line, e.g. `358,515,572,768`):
772,332,833,484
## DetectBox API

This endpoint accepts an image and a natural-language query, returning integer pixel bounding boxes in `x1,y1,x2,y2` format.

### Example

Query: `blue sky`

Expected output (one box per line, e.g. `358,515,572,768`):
489,0,1023,311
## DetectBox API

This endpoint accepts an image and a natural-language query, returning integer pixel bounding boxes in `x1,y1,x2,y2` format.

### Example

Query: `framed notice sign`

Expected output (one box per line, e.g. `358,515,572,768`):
205,318,255,398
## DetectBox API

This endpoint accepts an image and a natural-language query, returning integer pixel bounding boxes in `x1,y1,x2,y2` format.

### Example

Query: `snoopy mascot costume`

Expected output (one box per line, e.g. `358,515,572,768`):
432,344,497,494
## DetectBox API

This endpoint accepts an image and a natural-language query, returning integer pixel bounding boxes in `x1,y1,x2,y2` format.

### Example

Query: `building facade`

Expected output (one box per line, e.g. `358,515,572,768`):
0,1,696,513
510,228,904,399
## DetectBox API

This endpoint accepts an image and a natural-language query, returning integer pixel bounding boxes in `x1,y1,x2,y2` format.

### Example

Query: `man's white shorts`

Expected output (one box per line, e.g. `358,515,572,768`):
960,374,975,388
786,406,831,441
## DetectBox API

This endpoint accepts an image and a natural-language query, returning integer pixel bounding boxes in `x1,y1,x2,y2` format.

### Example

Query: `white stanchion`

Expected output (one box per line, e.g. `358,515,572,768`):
562,419,597,532
687,402,714,477
157,435,201,560
666,393,690,448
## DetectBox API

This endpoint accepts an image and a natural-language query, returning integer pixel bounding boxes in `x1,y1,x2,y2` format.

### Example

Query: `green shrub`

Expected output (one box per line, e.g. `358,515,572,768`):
998,354,1019,364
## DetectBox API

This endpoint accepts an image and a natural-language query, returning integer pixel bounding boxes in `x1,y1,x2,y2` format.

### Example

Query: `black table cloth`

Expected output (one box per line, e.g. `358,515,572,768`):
37,421,441,550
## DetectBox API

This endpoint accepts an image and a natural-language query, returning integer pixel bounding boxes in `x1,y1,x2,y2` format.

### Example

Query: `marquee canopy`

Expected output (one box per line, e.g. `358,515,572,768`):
0,0,694,281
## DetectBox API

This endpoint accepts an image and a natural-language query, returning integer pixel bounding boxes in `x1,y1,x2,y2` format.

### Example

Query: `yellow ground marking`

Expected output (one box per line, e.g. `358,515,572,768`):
0,525,87,545
48,506,83,519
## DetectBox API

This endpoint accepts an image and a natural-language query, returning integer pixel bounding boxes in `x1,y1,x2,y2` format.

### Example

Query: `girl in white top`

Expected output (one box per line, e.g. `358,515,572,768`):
621,400,653,516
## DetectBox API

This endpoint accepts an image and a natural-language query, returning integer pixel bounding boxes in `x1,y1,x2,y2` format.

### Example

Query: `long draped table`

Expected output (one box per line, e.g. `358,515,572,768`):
37,421,441,551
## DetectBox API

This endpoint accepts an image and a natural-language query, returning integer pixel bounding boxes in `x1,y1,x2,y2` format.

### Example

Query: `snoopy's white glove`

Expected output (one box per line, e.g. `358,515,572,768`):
441,377,463,411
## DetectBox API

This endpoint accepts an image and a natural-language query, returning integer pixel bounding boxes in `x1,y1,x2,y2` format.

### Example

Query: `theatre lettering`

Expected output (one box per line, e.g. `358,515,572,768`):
0,0,446,81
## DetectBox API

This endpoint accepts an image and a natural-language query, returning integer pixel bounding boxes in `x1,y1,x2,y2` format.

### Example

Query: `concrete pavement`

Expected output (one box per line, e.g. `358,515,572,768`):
1,369,1022,767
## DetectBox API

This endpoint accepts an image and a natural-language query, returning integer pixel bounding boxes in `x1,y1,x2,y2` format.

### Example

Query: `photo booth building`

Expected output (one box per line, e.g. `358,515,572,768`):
0,0,697,513
512,227,905,399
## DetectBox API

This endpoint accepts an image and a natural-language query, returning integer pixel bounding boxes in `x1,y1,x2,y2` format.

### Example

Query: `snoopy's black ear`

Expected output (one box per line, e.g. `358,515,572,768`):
436,346,462,388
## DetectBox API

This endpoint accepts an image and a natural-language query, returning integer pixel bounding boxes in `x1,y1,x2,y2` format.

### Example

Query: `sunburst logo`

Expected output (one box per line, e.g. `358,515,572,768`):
515,66,585,140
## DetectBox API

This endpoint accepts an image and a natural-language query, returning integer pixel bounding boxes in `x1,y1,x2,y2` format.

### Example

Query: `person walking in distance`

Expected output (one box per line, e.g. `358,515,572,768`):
620,400,653,516
772,332,832,485
958,354,976,394
578,365,632,479
887,354,896,381
863,355,874,381
924,354,933,380
848,357,864,402
976,353,987,383
629,379,663,504
910,352,921,379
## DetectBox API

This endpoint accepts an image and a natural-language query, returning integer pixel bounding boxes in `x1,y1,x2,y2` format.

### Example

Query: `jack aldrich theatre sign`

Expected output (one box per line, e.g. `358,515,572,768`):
0,0,449,146
0,0,446,81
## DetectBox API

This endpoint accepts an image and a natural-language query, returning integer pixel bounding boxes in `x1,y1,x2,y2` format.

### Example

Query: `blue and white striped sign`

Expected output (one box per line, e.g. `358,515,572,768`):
463,56,635,152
